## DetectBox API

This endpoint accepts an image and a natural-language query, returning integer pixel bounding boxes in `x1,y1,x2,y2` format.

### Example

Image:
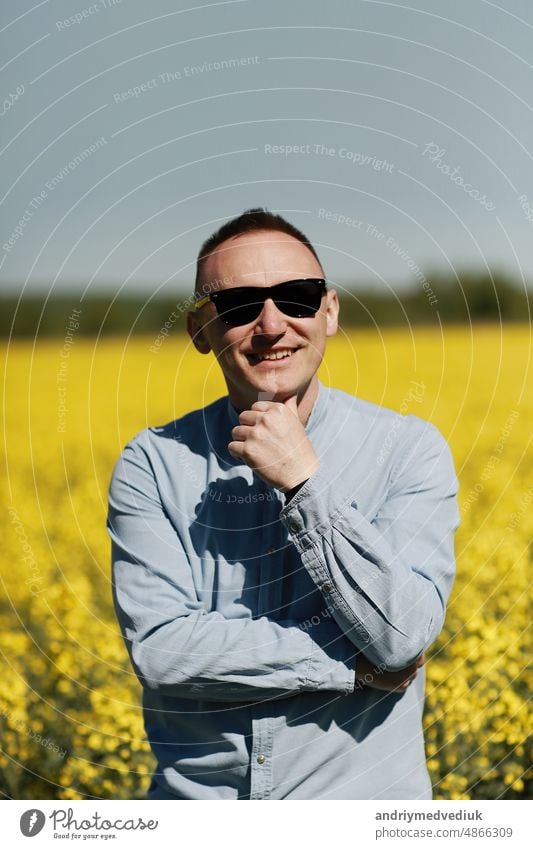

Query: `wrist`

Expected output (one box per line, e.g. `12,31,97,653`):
279,457,320,495
281,457,320,496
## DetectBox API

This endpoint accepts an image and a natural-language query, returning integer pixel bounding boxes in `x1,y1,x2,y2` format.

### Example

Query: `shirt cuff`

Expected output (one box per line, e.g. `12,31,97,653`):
283,478,310,503
303,620,357,694
279,463,355,547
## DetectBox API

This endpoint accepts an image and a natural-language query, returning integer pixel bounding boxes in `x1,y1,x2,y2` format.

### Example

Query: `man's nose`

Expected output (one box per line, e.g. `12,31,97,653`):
252,297,288,336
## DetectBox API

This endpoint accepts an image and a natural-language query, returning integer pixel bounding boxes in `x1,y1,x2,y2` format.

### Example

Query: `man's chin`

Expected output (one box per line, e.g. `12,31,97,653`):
231,381,296,408
226,367,314,409
253,373,298,401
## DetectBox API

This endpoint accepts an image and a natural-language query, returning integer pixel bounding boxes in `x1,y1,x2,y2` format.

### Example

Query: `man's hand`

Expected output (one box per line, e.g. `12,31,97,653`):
354,652,426,692
228,394,320,491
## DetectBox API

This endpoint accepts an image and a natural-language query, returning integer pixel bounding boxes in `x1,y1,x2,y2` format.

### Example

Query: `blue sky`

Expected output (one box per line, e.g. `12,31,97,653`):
1,0,532,300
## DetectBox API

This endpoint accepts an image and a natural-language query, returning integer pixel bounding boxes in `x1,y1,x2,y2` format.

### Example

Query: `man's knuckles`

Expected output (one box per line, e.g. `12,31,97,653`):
251,401,289,420
238,411,259,425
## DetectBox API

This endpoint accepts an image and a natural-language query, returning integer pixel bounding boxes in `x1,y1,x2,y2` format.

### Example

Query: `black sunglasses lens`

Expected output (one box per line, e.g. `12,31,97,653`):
274,280,324,317
215,292,264,326
214,280,324,327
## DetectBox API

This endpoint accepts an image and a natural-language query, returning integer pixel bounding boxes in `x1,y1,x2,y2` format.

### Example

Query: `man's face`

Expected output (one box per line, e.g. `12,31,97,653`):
187,230,339,411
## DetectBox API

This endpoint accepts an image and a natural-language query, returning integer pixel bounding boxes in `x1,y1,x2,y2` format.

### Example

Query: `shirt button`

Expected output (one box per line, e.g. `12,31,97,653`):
322,583,333,593
288,521,299,533
256,754,266,765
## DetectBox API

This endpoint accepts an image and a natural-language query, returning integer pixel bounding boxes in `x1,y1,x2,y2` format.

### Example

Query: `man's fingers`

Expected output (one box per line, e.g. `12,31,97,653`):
238,410,262,426
250,401,275,412
354,648,429,692
227,441,244,458
395,670,418,691
231,425,254,441
250,397,299,417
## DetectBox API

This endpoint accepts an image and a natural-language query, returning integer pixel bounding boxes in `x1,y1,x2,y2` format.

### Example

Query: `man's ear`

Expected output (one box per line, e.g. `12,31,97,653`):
187,311,212,354
325,289,340,338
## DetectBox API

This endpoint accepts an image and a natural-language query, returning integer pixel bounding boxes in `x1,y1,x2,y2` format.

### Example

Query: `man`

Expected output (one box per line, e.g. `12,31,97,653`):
107,208,460,800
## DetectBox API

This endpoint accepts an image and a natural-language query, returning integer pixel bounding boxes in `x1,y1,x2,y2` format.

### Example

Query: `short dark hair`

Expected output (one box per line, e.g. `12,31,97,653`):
194,208,324,297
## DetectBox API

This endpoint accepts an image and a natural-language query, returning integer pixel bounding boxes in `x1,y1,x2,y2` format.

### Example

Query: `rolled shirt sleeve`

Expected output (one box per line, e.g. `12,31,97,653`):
279,418,460,670
107,434,357,702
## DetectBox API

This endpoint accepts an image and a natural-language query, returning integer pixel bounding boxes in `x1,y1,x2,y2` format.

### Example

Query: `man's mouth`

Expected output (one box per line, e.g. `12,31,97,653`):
246,347,300,365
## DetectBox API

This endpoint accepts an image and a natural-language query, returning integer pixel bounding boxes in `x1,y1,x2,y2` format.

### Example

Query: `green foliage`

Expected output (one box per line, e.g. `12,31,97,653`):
0,272,530,337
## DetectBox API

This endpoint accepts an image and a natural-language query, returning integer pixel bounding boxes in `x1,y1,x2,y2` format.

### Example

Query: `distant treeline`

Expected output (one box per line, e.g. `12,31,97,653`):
0,272,530,338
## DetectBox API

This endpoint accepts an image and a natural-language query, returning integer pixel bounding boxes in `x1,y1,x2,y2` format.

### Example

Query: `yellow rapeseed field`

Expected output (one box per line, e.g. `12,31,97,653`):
1,323,531,800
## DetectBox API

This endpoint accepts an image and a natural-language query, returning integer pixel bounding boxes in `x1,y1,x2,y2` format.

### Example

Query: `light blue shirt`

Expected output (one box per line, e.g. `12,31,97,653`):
107,380,460,800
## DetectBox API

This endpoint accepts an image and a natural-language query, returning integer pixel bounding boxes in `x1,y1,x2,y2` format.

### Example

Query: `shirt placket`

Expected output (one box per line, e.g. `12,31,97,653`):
249,490,281,799
250,712,274,799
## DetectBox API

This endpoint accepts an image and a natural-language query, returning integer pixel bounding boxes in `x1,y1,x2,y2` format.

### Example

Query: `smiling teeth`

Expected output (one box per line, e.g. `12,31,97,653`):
257,349,294,361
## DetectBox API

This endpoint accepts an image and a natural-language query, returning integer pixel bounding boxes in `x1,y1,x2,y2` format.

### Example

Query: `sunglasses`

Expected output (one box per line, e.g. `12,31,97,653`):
194,278,327,327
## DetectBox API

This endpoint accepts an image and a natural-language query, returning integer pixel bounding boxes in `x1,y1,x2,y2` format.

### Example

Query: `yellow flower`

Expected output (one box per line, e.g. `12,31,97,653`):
1,326,530,799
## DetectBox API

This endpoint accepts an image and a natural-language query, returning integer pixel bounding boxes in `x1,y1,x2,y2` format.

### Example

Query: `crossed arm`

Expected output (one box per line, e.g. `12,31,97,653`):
107,413,459,702
230,396,460,673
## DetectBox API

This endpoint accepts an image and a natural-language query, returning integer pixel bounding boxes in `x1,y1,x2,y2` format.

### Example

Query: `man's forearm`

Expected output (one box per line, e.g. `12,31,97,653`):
109,436,356,705
279,422,459,670
117,607,356,702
